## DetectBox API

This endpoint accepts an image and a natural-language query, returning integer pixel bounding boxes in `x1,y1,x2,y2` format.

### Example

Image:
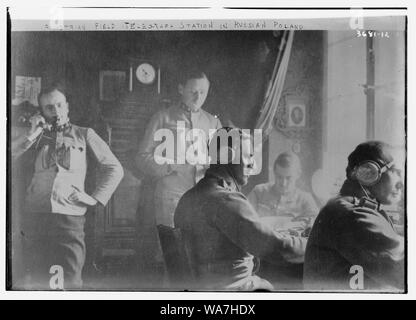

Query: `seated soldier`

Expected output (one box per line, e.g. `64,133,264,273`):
248,152,318,289
249,152,318,217
174,128,307,291
304,141,404,291
248,152,318,232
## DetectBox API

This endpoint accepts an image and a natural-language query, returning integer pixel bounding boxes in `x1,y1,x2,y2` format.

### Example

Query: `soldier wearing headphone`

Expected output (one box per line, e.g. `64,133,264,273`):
303,141,404,291
174,127,307,290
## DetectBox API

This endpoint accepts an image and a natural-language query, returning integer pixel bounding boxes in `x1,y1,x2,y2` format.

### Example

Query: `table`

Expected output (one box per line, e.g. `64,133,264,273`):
258,214,312,290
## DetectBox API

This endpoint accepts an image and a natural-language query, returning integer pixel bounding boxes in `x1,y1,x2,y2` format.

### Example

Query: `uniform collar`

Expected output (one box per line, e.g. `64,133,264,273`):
205,166,240,192
56,121,72,133
40,122,72,144
339,179,368,199
180,102,201,114
339,178,385,209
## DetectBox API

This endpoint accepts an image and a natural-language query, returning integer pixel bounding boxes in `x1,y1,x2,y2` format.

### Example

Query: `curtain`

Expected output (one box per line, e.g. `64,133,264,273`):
254,31,294,139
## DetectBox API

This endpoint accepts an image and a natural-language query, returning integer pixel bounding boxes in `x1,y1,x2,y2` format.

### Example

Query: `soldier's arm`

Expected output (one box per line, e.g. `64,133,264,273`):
12,114,44,160
135,111,172,178
334,204,404,289
301,192,320,216
210,192,307,265
87,128,124,206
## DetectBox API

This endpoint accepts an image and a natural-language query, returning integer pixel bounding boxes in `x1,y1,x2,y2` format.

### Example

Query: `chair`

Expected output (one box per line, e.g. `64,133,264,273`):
157,224,195,289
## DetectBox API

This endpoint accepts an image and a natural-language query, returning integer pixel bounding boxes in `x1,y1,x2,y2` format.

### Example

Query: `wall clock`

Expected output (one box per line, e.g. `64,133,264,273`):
136,63,156,85
128,59,160,94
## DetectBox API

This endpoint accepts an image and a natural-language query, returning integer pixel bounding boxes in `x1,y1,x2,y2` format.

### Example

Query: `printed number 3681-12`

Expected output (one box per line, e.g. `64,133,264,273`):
356,30,390,38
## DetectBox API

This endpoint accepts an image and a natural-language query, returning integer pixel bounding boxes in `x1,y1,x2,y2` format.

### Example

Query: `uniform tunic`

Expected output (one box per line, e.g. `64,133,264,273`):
174,166,307,290
12,124,123,289
304,180,404,291
136,103,221,226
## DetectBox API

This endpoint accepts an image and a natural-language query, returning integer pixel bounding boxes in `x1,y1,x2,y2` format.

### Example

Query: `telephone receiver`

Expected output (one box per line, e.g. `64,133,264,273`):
39,121,54,132
17,108,57,132
38,115,58,132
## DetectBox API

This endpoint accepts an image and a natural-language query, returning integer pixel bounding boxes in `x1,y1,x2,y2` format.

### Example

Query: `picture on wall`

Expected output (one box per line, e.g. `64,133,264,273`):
287,97,306,128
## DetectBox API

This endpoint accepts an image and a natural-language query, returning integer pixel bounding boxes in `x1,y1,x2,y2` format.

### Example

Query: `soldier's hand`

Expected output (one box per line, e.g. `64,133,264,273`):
28,113,46,137
69,186,98,206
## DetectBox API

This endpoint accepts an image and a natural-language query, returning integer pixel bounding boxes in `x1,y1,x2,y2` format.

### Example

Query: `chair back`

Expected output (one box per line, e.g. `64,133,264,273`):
157,224,195,289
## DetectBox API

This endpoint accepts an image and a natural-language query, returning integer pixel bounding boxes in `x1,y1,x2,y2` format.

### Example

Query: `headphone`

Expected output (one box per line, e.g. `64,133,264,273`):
216,145,236,164
351,160,394,186
208,127,241,165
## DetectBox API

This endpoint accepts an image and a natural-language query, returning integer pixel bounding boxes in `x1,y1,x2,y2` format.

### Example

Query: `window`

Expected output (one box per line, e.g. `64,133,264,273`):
314,31,405,202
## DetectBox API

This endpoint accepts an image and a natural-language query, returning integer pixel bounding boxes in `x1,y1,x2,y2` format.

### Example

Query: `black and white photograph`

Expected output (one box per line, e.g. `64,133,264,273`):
5,4,407,296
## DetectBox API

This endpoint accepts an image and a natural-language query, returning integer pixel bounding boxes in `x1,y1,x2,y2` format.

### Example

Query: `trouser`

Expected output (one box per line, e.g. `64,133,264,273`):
22,212,86,290
146,192,183,288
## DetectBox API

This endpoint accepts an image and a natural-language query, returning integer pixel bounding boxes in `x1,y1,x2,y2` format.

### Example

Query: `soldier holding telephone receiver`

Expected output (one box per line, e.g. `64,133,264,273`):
12,82,124,289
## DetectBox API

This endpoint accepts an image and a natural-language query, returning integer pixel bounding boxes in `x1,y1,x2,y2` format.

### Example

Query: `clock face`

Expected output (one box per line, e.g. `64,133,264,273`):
136,63,156,84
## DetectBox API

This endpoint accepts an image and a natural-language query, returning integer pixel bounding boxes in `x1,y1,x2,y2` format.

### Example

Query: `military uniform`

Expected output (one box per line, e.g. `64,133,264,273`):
136,103,221,227
304,180,404,291
12,124,124,289
248,182,318,219
174,166,307,291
